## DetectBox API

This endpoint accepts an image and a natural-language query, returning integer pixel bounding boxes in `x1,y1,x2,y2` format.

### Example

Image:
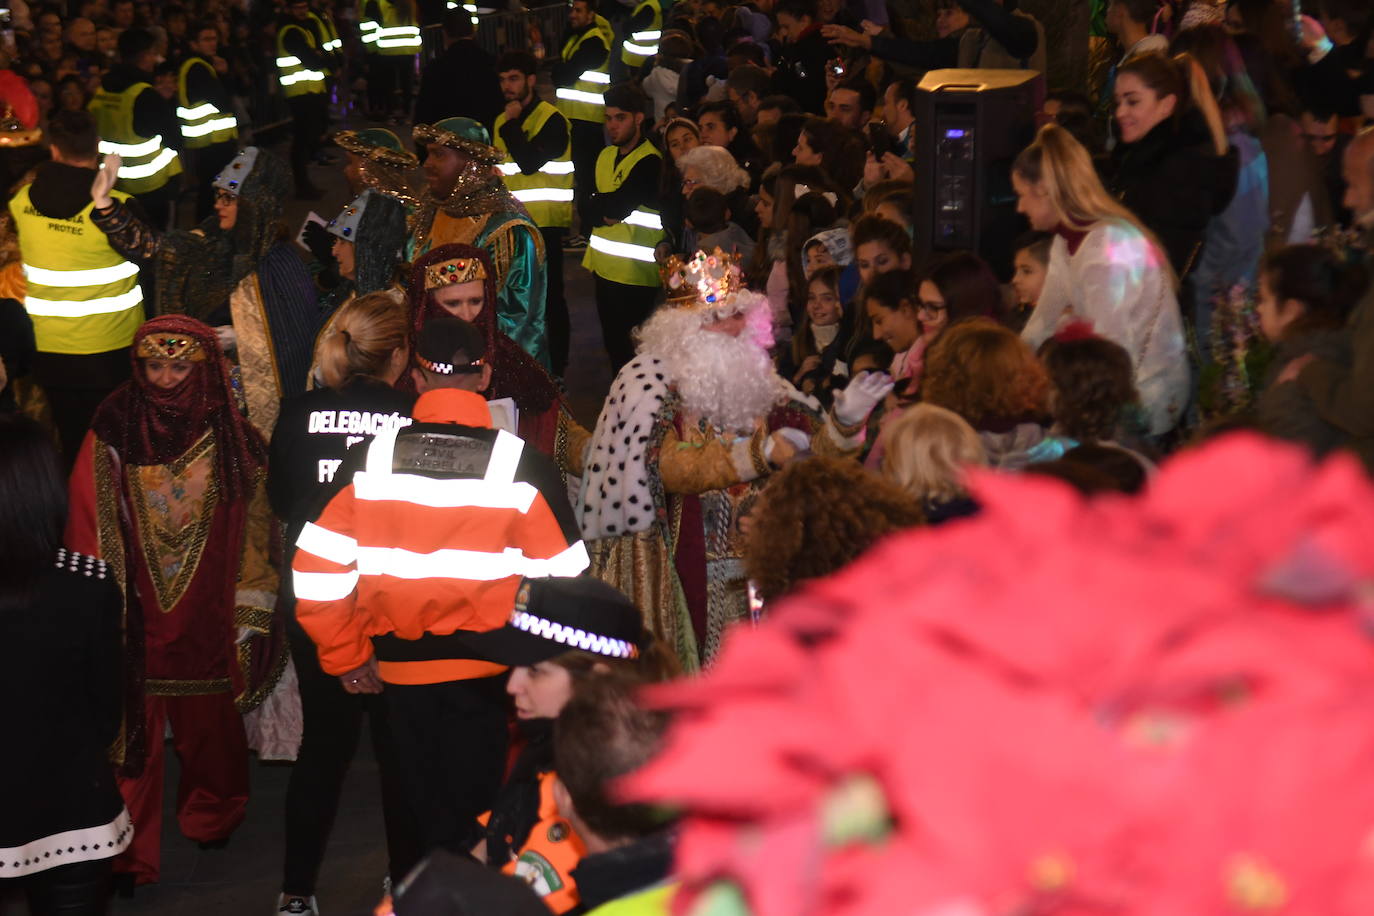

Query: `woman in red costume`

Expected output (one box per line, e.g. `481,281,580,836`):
65,316,287,886
407,244,588,472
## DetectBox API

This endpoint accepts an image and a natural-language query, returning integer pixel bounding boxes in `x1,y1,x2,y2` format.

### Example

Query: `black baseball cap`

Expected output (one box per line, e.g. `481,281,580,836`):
459,576,648,667
414,316,486,376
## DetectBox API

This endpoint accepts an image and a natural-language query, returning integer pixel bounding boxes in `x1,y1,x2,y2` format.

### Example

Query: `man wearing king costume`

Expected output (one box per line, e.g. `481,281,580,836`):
65,318,287,885
577,251,893,668
409,117,550,370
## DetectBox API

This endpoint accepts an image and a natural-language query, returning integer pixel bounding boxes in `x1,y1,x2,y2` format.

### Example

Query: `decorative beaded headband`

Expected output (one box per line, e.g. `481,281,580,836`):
424,257,487,289
136,334,208,362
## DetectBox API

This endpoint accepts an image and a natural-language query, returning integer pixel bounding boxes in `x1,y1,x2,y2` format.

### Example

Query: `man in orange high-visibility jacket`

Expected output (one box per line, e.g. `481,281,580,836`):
292,316,589,879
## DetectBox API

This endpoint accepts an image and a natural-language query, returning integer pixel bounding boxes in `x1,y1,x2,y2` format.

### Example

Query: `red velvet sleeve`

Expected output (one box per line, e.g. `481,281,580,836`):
65,431,102,557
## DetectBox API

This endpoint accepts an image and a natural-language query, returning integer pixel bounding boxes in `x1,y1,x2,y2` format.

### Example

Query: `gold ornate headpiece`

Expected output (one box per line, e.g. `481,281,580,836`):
424,257,488,289
661,248,745,310
136,333,208,362
412,121,503,168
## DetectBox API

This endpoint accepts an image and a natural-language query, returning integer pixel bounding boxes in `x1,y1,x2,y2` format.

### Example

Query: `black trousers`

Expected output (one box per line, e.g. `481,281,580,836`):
191,141,239,223
4,857,113,916
287,94,330,192
31,349,132,470
569,120,604,236
594,274,658,372
367,55,415,115
383,676,508,878
281,617,419,895
540,226,569,377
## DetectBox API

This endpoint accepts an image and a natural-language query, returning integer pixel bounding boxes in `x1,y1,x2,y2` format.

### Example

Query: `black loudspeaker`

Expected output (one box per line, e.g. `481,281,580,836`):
912,69,1044,279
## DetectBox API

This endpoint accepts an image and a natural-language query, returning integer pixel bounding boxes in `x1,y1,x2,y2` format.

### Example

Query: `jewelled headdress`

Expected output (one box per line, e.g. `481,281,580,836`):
333,128,420,171
136,332,208,361
212,147,260,195
327,190,372,240
424,256,488,289
412,118,503,167
661,248,746,311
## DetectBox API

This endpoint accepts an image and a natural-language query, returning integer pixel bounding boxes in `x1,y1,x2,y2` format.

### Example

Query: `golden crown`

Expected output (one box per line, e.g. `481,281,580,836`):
136,334,207,362
661,248,744,310
424,257,488,290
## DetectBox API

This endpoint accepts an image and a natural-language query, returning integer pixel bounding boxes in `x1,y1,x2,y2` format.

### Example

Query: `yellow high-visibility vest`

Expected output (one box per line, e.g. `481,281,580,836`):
494,101,574,229
556,15,613,124
277,23,328,97
619,0,662,67
9,184,144,355
176,57,238,149
582,140,664,287
87,84,183,194
360,0,421,56
308,10,343,60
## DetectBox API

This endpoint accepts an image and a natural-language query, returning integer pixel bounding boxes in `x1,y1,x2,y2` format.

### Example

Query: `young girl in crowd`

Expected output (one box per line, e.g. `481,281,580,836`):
1013,123,1190,437
784,265,853,391
850,213,914,287
1009,231,1052,332
879,403,986,524
1254,244,1366,458
922,318,1068,469
1109,50,1233,279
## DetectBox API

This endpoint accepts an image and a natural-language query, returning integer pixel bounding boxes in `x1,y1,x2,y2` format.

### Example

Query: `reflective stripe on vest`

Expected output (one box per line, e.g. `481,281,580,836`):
362,0,421,55
177,58,239,148
556,17,613,123
9,184,143,354
308,12,343,57
494,101,574,229
619,0,662,65
277,24,327,96
87,85,182,194
582,141,664,286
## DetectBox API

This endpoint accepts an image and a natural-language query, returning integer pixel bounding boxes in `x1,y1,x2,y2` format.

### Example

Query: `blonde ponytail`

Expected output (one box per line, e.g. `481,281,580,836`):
1013,123,1178,288
317,291,409,390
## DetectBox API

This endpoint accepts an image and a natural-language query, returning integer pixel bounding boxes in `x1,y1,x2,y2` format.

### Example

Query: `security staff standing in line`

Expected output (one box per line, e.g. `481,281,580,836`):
552,0,613,241
88,28,183,230
617,0,662,78
494,50,574,379
177,20,239,221
581,83,664,373
10,111,145,465
292,316,588,881
360,0,422,120
277,0,331,199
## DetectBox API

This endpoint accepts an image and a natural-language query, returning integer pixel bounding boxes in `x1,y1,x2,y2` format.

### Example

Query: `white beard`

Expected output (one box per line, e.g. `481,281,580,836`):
636,291,785,433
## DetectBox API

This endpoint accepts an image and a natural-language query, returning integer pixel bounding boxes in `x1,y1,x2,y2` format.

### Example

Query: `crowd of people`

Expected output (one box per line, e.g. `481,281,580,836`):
3,0,1374,913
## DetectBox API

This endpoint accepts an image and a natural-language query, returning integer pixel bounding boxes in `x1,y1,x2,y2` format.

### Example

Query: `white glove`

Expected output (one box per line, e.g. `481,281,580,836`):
91,153,121,209
763,426,811,464
215,325,237,352
833,371,894,426
236,626,254,645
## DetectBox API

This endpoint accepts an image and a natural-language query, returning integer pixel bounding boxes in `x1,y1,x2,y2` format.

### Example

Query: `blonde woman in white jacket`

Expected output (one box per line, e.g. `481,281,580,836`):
1011,123,1190,437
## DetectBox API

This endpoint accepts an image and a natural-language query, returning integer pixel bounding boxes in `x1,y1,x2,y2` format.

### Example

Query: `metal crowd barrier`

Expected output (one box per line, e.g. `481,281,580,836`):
420,2,571,64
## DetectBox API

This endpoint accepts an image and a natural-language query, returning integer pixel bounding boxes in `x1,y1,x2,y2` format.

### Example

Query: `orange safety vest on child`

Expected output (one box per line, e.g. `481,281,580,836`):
479,770,587,914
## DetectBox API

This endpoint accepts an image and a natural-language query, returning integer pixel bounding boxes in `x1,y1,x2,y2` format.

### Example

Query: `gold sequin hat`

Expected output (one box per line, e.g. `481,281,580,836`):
412,118,503,167
424,255,488,289
135,332,208,362
660,248,746,311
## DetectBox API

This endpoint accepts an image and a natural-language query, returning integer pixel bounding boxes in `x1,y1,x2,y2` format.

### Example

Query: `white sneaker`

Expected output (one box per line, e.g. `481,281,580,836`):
277,894,319,915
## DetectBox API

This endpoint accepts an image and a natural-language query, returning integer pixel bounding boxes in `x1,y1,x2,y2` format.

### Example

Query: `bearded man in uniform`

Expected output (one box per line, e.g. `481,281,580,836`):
576,250,892,669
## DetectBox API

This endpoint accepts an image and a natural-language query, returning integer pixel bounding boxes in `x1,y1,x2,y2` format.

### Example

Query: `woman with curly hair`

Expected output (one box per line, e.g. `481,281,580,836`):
922,318,1068,469
743,456,923,604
